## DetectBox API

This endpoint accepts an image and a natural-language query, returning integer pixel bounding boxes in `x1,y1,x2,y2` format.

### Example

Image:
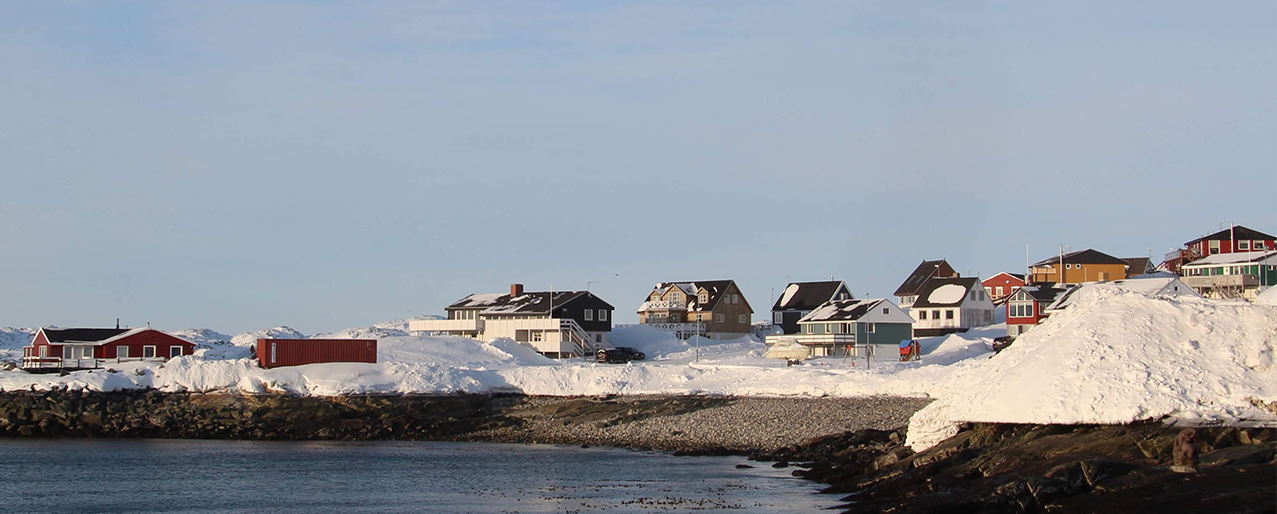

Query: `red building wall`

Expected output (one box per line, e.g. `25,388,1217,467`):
982,274,1026,301
97,331,196,359
257,338,377,368
1190,238,1275,256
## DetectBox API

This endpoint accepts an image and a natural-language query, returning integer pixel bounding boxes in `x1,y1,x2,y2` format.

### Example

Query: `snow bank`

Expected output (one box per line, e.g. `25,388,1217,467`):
1256,286,1277,306
906,287,1277,451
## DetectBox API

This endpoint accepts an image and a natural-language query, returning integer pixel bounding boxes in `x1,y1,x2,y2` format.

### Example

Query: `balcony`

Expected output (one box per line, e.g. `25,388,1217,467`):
406,319,482,333
637,300,687,312
1180,274,1259,290
764,334,857,347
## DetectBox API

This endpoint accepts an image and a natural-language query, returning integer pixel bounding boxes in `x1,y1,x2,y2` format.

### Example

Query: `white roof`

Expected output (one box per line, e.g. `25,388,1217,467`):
1047,277,1200,312
1183,250,1277,267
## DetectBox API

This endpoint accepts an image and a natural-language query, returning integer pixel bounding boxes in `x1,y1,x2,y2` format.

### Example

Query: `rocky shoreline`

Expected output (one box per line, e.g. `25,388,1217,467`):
2,390,1272,513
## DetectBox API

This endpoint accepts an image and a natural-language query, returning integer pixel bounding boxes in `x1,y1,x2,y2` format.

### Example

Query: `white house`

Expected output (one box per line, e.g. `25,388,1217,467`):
908,277,996,337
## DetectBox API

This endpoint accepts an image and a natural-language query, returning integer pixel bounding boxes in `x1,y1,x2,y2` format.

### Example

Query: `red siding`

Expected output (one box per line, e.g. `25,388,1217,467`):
257,339,377,369
97,331,196,359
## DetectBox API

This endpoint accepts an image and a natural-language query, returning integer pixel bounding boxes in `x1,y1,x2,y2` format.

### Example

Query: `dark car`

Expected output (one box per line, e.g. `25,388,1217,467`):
596,348,632,364
613,347,646,361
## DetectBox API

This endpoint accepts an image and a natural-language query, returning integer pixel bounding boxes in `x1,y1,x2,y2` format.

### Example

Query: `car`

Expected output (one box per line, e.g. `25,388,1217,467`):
613,347,646,361
596,348,632,364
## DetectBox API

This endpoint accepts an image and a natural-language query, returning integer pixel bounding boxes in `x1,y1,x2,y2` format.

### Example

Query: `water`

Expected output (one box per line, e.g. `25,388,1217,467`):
0,439,832,513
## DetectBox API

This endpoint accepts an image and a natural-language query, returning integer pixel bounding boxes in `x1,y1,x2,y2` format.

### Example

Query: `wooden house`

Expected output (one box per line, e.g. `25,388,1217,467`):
1163,225,1276,273
21,327,196,372
1028,249,1129,285
407,283,614,358
982,272,1026,304
637,280,753,340
893,260,958,309
1005,286,1069,338
1178,252,1277,300
908,277,996,337
770,280,853,335
767,299,912,357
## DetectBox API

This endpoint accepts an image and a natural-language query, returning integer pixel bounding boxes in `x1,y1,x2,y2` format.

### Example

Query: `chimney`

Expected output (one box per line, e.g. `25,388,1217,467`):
511,283,524,296
116,318,120,329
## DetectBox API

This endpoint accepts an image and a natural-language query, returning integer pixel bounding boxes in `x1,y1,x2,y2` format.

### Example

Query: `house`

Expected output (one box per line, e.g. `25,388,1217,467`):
1163,225,1277,273
908,277,996,337
770,280,853,335
982,272,1026,304
1045,276,1203,314
1179,251,1277,300
893,260,958,309
1123,257,1153,278
21,326,196,372
766,299,913,357
637,280,753,340
1027,249,1129,285
406,284,614,358
1005,286,1069,338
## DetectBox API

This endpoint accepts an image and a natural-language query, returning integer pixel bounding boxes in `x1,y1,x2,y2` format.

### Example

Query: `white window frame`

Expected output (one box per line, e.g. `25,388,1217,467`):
584,309,593,321
698,293,708,303
732,294,739,304
170,346,183,358
773,312,783,323
1240,240,1250,250
116,346,129,359
531,331,543,342
62,346,72,359
599,310,607,321
867,323,876,334
143,345,157,358
739,314,747,324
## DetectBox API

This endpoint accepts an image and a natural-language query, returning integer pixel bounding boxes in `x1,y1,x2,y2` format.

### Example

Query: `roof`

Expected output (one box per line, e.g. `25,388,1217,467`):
911,277,982,308
446,290,614,315
1123,257,1153,277
772,281,850,311
1046,277,1199,312
893,260,954,297
1181,250,1277,267
1185,225,1276,246
797,299,882,323
1016,285,1069,303
40,327,130,343
1030,249,1128,268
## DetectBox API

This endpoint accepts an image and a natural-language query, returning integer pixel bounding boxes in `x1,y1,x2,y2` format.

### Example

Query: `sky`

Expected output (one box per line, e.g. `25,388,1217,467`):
1,1,1274,334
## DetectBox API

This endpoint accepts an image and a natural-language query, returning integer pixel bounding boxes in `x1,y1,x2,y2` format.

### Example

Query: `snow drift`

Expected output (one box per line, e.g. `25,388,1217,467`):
906,286,1277,450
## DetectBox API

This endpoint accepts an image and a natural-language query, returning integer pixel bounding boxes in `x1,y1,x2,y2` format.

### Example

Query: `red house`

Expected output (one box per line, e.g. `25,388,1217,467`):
1165,225,1277,272
982,272,1026,304
1005,286,1068,338
21,327,197,372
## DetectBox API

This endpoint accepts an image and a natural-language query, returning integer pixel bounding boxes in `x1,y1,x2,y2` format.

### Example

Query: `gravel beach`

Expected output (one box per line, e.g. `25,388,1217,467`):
467,395,933,453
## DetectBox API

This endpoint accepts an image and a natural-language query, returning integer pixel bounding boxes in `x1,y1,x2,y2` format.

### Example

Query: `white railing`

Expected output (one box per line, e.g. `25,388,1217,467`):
637,300,686,312
764,334,858,347
559,318,600,357
1180,275,1259,289
21,357,167,370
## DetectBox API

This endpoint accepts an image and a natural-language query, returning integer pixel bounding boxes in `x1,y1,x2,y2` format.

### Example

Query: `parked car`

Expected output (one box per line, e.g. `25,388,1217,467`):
596,348,632,364
613,347,646,361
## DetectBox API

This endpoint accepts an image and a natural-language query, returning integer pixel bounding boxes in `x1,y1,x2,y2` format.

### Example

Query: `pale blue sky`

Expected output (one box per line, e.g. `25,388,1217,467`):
1,2,1273,333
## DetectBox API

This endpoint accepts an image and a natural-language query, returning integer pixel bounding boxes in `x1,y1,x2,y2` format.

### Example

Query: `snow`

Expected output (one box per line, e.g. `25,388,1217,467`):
927,284,967,305
229,326,307,346
779,283,800,307
905,287,1277,450
1257,287,1277,306
1,289,1273,449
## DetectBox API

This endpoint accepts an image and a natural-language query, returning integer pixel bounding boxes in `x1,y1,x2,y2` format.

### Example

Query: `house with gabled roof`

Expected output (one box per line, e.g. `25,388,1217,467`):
1028,249,1129,286
1044,276,1202,313
407,284,614,358
637,280,753,340
894,260,958,309
1177,251,1277,300
765,298,913,357
1163,225,1276,273
770,280,853,335
21,326,196,372
1005,285,1069,338
909,277,996,337
982,272,1026,304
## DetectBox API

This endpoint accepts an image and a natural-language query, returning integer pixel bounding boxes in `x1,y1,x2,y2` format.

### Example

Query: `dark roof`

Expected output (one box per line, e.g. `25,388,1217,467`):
983,272,1025,283
893,260,955,297
447,291,614,314
649,280,743,312
41,328,129,343
1123,257,1152,277
1015,286,1069,303
911,277,982,308
1185,225,1276,245
1030,249,1128,268
771,281,850,311
797,299,881,323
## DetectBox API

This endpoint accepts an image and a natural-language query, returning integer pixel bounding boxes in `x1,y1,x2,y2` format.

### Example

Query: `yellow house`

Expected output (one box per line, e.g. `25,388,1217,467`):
1028,249,1129,285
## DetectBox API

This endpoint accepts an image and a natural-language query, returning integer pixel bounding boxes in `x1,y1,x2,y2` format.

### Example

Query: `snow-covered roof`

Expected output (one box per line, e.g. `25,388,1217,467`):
1181,250,1277,267
646,280,740,312
911,277,982,308
798,299,882,323
1046,277,1200,312
447,291,614,315
772,281,850,311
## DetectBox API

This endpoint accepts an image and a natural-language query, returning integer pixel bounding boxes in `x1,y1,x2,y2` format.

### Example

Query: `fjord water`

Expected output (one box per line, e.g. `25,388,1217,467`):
0,439,830,513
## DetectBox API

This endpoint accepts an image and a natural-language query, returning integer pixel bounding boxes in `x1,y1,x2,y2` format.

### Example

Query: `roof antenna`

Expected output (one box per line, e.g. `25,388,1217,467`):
116,318,120,329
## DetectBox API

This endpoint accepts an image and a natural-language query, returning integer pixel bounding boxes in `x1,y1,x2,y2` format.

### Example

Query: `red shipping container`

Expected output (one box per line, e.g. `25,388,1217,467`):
257,338,377,369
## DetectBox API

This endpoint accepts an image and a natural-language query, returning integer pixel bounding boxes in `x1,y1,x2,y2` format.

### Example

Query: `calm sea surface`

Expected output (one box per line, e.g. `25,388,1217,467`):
0,439,832,513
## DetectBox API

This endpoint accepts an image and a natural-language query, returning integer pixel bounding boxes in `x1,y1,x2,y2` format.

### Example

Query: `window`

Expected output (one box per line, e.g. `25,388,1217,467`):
170,346,183,358
595,334,602,343
584,309,593,321
918,310,927,320
62,346,72,359
599,310,608,321
1240,241,1250,250
716,313,724,323
143,346,156,358
670,292,681,303
867,323,876,334
805,324,814,334
1009,301,1033,318
882,308,889,315
116,347,128,359
531,331,543,342
945,310,954,320
773,312,783,323
825,323,834,334
996,286,1004,296
739,314,747,324
699,293,708,303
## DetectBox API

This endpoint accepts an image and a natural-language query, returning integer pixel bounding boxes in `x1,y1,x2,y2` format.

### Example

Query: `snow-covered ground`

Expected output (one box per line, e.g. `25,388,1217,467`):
1,288,1273,451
